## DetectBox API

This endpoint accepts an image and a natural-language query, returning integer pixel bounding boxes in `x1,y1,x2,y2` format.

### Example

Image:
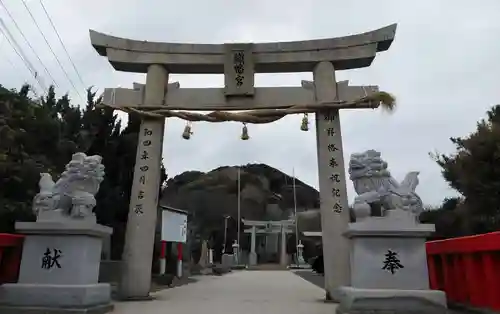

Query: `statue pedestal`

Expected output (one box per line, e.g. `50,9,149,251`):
221,253,234,268
335,211,448,314
0,221,113,314
248,252,257,266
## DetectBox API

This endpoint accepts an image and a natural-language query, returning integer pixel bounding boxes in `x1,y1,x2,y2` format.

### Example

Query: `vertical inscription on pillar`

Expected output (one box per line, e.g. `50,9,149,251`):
224,43,254,96
324,111,344,214
134,127,154,216
314,62,351,296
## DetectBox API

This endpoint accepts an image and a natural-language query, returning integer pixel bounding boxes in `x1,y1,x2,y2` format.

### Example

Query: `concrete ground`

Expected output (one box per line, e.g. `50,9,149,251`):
112,271,336,314
293,270,325,289
293,270,476,314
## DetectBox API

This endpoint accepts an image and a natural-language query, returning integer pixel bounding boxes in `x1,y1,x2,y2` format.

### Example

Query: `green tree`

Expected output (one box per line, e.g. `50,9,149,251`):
0,84,59,232
419,197,469,239
432,104,500,234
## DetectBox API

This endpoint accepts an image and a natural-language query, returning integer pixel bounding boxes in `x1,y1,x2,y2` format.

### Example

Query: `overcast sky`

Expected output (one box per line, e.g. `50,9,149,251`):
1,0,499,206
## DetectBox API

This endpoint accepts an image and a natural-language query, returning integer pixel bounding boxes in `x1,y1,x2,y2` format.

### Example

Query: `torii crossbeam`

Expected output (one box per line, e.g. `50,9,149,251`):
90,23,396,74
100,80,379,111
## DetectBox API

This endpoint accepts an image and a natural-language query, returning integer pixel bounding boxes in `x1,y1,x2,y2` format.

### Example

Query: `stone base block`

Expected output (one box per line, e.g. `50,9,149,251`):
248,252,257,266
15,222,112,286
116,295,154,302
335,286,448,314
0,283,111,309
231,264,247,270
288,264,311,269
221,254,234,268
345,214,435,290
0,303,113,314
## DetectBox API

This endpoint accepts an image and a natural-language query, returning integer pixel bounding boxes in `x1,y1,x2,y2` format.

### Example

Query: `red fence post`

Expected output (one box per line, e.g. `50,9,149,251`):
0,233,25,284
441,254,455,301
463,254,481,306
482,253,500,310
159,240,167,275
453,255,467,303
427,255,439,290
177,242,183,278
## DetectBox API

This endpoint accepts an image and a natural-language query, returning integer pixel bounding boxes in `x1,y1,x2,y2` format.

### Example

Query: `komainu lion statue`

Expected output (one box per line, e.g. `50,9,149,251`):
32,152,105,222
348,149,423,221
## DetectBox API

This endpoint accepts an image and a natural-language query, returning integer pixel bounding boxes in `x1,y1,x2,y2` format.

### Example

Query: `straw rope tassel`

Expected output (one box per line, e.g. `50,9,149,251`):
98,91,396,124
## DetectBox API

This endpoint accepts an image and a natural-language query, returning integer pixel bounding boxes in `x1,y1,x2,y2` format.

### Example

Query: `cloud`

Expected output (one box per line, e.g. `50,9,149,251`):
1,0,499,206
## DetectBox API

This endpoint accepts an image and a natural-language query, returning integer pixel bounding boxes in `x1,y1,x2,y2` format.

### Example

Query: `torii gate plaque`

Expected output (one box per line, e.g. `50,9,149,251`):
90,23,397,301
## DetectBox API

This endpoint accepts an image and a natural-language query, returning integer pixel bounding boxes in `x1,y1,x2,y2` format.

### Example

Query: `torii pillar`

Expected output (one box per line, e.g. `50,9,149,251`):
90,23,397,300
118,65,168,299
314,61,351,300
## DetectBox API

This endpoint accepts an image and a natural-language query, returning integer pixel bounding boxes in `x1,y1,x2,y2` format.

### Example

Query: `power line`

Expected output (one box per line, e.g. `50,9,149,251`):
19,0,84,102
38,0,86,90
0,16,41,87
0,37,21,79
0,16,45,93
0,0,56,88
0,34,41,97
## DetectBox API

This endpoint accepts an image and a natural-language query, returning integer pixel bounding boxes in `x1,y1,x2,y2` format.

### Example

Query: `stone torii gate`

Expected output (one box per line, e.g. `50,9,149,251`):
242,219,295,266
90,23,397,301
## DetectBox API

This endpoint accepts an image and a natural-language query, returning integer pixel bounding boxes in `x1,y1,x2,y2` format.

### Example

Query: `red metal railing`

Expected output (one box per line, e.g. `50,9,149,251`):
0,233,24,284
426,231,500,311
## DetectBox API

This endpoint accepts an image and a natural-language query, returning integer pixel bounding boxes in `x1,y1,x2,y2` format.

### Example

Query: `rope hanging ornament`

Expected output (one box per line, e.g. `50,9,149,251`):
99,91,396,124
182,122,193,140
241,123,249,140
300,113,309,131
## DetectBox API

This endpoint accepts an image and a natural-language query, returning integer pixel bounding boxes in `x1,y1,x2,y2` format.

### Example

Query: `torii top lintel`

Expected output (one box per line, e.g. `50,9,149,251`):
89,24,396,74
